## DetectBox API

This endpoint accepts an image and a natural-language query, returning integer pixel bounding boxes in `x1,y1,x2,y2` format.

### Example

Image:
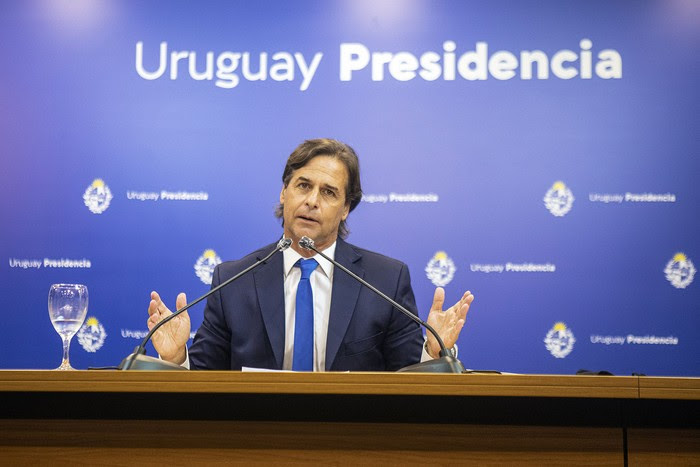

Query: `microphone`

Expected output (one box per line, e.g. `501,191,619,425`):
298,236,465,373
118,237,293,370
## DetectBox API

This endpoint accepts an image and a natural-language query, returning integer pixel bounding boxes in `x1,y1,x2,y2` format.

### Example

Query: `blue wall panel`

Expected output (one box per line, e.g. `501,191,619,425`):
1,0,697,374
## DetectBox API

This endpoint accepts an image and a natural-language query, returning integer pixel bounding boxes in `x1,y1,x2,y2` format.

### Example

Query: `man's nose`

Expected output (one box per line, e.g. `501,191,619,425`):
305,188,320,207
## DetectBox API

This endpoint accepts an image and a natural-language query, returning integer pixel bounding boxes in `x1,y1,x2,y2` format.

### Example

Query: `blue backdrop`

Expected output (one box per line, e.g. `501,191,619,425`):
1,0,698,375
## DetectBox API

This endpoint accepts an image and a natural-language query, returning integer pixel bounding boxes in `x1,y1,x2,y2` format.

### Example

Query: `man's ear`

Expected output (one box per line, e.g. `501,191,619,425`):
279,186,286,204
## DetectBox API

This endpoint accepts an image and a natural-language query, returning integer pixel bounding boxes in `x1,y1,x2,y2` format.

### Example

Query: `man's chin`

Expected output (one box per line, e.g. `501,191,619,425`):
289,227,320,242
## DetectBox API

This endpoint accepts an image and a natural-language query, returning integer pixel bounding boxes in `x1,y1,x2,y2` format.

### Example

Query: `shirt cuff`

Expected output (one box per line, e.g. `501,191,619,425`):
421,337,458,362
158,348,191,369
181,349,191,369
419,344,433,363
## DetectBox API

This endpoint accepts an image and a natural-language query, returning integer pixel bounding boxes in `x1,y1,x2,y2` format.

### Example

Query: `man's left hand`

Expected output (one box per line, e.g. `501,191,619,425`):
425,287,474,359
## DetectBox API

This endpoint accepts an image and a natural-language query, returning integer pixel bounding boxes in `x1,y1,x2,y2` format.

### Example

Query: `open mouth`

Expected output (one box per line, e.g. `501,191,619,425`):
297,215,319,224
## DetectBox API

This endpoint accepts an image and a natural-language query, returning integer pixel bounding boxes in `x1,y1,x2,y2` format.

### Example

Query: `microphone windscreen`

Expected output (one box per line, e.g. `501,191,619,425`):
299,236,315,250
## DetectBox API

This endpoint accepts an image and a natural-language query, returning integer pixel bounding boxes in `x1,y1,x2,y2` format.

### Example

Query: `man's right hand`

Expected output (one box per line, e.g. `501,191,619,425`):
147,291,190,365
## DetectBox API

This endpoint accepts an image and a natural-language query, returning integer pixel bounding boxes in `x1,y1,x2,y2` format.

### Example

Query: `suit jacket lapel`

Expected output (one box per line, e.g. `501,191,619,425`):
254,245,285,369
325,239,363,370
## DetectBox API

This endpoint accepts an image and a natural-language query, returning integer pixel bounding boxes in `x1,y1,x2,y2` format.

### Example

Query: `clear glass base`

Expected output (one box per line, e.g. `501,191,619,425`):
54,336,77,370
54,360,76,371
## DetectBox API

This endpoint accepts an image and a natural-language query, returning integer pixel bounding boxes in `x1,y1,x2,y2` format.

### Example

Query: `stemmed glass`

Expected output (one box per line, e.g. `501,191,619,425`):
48,284,88,370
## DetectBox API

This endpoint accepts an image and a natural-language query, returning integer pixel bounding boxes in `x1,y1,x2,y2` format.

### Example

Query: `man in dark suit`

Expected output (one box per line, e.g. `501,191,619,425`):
148,139,474,371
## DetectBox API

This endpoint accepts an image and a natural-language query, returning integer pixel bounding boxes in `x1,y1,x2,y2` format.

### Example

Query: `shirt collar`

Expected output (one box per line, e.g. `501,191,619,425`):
283,239,336,279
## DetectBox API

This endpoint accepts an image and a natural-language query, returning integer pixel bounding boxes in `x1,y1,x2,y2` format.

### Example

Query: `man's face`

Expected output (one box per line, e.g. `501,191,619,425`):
280,155,350,254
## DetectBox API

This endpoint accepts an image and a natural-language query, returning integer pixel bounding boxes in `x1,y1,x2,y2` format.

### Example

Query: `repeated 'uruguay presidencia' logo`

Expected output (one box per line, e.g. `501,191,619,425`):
77,317,107,352
194,249,222,285
83,179,113,214
664,253,696,289
543,181,574,217
544,322,576,358
425,251,456,287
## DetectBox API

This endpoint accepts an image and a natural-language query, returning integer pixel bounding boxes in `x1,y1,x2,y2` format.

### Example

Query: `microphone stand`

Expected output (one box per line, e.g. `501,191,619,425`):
298,236,465,373
118,238,292,370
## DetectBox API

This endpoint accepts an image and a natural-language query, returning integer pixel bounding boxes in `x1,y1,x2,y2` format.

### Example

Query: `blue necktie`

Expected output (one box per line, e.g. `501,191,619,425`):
293,258,317,371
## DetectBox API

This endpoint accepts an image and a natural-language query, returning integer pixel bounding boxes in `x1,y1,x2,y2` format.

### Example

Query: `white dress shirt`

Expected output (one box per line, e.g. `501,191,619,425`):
281,242,336,371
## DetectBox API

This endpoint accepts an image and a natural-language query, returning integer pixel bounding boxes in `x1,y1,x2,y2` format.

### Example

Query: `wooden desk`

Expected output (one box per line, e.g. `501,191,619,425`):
0,371,698,465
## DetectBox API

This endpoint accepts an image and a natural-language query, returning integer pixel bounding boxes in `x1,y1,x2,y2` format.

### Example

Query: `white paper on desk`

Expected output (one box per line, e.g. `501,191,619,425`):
241,367,350,373
242,366,294,372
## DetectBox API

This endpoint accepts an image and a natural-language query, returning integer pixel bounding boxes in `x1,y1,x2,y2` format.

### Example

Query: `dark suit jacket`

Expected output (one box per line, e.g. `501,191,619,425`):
189,238,423,371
